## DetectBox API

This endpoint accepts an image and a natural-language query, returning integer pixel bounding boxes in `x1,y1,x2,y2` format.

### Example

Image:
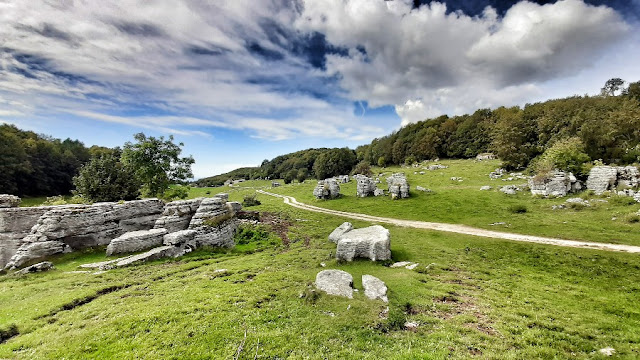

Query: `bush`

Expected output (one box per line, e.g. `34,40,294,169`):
610,195,638,206
283,169,297,184
351,161,373,177
162,185,190,201
567,202,588,211
242,193,261,207
234,224,271,245
532,137,591,176
508,204,528,214
623,213,640,223
73,154,140,202
296,168,308,183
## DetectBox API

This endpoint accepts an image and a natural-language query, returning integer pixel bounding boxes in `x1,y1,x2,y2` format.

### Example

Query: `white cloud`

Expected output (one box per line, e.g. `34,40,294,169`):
296,0,632,125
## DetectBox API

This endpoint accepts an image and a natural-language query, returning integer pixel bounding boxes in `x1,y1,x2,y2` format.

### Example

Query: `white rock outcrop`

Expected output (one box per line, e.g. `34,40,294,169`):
315,270,353,298
328,222,353,244
354,175,377,197
313,179,341,200
386,173,410,199
0,194,20,208
153,198,203,233
106,228,168,256
362,275,388,302
529,170,580,197
586,166,619,195
335,225,391,262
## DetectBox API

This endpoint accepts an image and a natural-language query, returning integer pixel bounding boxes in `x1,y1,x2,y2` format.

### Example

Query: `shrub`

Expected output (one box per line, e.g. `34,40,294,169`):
508,204,528,214
162,185,190,201
203,213,234,228
296,168,308,183
43,195,68,206
532,137,591,176
567,202,588,211
610,196,638,206
351,161,373,177
73,154,140,202
234,224,271,245
623,213,640,223
242,193,261,207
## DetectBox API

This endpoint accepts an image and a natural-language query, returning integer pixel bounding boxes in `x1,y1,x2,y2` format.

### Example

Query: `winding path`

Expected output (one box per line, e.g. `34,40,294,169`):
257,190,640,254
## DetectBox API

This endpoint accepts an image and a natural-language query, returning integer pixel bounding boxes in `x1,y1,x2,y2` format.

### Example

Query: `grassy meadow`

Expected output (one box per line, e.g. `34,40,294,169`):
265,159,640,246
1,182,640,358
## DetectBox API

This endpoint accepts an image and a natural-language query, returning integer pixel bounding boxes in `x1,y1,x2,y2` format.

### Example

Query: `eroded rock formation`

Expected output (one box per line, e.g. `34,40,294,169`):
529,170,581,197
354,175,377,197
386,173,410,199
333,224,391,262
313,179,341,200
586,166,640,195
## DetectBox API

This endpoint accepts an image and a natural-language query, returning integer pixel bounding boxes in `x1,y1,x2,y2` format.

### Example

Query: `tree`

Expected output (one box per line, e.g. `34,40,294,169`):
377,156,386,168
121,133,195,198
601,78,625,96
313,148,357,179
73,154,140,202
283,169,297,184
296,168,308,183
532,137,590,176
351,161,373,177
623,81,640,102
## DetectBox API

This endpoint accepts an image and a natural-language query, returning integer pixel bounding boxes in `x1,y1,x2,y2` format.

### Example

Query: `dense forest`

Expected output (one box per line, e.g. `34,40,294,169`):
0,124,112,196
199,79,640,184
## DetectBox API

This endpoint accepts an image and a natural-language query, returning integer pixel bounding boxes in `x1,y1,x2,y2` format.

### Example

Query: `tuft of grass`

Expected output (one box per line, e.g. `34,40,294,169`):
610,195,638,206
567,202,588,211
508,204,528,214
242,193,261,207
623,213,640,223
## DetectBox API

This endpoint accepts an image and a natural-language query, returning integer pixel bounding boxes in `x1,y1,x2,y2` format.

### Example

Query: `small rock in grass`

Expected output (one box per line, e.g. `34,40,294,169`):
404,321,419,331
406,263,419,270
480,186,492,191
390,261,412,268
362,275,388,302
599,347,615,356
15,261,54,275
315,270,353,298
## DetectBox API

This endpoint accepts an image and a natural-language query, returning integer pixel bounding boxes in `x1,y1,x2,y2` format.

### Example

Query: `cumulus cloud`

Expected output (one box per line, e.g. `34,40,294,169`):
296,0,631,124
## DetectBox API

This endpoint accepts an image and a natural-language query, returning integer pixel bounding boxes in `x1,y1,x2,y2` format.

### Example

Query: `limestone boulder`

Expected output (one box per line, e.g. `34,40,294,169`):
336,225,391,262
373,189,385,196
328,222,353,243
617,166,640,188
163,229,198,246
362,275,388,302
0,194,20,208
0,206,51,268
480,186,492,191
315,270,353,298
313,179,341,199
500,185,518,195
5,241,69,269
106,228,168,256
529,170,576,197
153,198,203,233
355,175,377,197
386,174,410,199
112,246,186,268
586,166,618,195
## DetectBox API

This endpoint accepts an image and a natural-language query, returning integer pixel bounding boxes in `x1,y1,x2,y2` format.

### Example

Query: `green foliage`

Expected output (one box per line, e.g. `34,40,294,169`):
242,193,261,207
234,224,271,245
351,160,373,177
313,148,357,180
377,156,386,167
610,196,638,207
601,77,625,96
532,137,591,175
194,166,261,187
283,169,297,184
121,133,194,198
623,213,640,223
508,204,528,214
404,155,417,165
202,213,234,228
0,124,91,196
162,185,190,201
42,195,88,206
296,168,308,183
73,153,140,202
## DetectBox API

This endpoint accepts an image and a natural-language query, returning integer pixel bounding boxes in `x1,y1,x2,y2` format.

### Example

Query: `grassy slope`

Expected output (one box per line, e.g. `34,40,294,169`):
266,159,640,246
1,187,640,359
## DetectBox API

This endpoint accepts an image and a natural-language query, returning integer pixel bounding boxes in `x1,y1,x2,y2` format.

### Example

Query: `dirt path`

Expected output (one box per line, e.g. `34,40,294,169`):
257,190,640,254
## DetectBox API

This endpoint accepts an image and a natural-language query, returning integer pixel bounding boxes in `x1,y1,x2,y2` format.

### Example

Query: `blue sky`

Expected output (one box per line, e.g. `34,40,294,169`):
1,0,639,178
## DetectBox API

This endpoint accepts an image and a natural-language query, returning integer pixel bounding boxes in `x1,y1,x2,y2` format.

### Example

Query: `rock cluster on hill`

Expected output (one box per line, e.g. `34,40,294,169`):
0,194,20,208
586,166,640,195
529,170,581,197
329,222,391,262
386,173,410,199
313,178,341,199
354,174,377,197
1,194,241,270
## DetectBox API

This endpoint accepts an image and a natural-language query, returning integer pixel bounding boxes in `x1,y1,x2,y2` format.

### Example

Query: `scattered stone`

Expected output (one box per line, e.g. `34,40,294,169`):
490,168,505,179
14,261,54,275
476,153,497,161
387,173,410,199
599,347,616,356
271,182,281,187
106,228,168,256
404,321,419,331
500,185,518,195
566,198,587,204
320,262,326,267
450,177,463,182
335,225,391,262
419,171,425,175
426,164,448,171
416,186,432,192
480,186,492,191
313,178,341,199
315,270,353,298
406,263,419,270
551,205,566,210
328,222,353,244
0,194,20,208
489,222,507,226
373,188,385,197
79,257,130,269
390,261,412,268
362,275,388,302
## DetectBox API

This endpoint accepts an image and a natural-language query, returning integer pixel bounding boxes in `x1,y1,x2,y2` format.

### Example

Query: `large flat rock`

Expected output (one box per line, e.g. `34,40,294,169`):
106,228,168,256
315,270,353,298
336,225,391,262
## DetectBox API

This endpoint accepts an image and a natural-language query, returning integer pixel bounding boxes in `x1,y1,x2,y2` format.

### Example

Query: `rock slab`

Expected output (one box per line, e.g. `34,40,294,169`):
106,228,168,256
14,261,54,275
362,275,388,302
315,270,353,298
328,222,353,244
0,194,20,208
336,225,391,262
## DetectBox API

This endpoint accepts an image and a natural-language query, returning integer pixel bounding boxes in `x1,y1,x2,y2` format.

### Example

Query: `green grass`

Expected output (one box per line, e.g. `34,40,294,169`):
266,159,640,246
2,190,640,358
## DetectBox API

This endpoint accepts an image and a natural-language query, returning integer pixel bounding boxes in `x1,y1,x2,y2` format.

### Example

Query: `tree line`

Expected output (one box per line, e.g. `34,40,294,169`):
199,78,640,184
